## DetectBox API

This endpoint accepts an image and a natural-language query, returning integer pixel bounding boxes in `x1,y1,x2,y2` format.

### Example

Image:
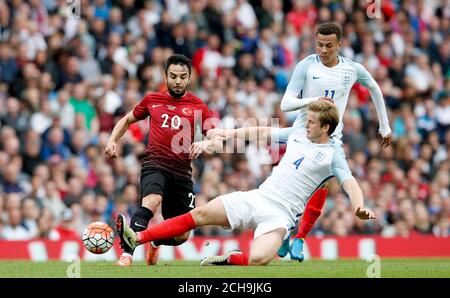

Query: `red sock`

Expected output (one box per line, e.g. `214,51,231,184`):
228,252,249,266
137,213,196,244
295,188,328,239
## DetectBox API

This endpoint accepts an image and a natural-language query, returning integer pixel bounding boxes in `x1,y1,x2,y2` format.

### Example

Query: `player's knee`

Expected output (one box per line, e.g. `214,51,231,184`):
248,252,271,266
142,194,162,211
190,206,209,225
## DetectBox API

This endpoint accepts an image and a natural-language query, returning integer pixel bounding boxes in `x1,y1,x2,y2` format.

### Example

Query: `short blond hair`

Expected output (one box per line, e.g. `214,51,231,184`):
308,101,339,136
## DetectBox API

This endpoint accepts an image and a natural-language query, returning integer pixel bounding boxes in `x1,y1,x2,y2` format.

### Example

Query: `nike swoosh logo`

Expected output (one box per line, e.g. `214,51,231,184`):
294,139,302,143
312,76,320,79
134,223,146,228
152,104,162,108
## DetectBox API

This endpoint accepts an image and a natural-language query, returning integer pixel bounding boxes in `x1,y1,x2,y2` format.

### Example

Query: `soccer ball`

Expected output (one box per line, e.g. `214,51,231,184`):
82,222,115,254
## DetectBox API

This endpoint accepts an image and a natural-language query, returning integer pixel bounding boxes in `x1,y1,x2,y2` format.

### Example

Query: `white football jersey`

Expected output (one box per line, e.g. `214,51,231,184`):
260,127,352,219
287,54,387,140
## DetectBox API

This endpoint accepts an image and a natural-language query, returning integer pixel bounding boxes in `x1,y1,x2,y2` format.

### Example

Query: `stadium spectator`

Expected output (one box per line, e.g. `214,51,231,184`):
40,126,71,162
2,207,32,240
35,208,59,240
21,198,40,237
53,208,78,240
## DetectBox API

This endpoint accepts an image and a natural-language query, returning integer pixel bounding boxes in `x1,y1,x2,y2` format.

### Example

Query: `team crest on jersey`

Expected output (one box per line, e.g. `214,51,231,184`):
313,150,326,162
166,105,176,111
342,72,352,88
182,108,192,116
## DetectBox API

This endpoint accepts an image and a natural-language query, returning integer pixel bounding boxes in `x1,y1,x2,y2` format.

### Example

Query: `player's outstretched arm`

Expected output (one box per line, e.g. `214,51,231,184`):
105,111,139,159
205,128,233,141
354,62,392,148
191,127,274,159
207,127,273,142
368,80,392,148
191,126,277,159
207,127,295,145
342,178,376,220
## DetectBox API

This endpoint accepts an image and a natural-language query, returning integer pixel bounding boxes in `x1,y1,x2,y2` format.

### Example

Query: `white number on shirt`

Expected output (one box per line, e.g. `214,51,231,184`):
161,114,181,129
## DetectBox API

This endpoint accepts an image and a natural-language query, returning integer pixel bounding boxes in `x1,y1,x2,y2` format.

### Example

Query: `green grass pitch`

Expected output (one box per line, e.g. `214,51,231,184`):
1,259,449,278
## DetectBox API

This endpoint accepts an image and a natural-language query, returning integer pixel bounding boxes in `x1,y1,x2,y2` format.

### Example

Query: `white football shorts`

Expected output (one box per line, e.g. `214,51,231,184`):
220,189,296,239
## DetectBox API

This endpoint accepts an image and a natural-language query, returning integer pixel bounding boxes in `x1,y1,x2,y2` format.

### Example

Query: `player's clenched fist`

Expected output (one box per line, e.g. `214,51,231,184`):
354,207,376,220
105,141,118,159
189,140,216,160
378,132,392,148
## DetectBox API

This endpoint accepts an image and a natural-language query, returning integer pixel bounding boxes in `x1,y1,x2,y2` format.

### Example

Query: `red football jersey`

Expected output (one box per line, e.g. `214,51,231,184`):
132,91,214,178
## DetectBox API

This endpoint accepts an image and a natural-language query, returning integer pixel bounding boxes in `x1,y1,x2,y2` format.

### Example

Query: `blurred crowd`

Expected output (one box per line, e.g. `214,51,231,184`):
0,0,449,242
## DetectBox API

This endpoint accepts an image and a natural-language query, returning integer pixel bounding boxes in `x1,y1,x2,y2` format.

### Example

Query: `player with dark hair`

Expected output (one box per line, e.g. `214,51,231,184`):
105,54,217,266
